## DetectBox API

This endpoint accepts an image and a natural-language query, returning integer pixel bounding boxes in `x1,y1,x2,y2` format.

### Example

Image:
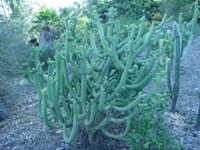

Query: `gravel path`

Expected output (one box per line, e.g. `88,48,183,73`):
0,78,63,150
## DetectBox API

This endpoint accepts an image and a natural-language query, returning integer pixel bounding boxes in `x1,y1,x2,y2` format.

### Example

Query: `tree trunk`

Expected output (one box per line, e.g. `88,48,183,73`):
39,26,55,59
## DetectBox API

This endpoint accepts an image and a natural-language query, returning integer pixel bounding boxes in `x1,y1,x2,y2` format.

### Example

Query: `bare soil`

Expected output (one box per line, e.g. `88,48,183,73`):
0,27,200,150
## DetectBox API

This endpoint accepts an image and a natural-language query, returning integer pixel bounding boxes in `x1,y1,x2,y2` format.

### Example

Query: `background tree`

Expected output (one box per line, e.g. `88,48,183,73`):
0,0,8,20
0,0,32,75
84,0,162,23
162,0,197,21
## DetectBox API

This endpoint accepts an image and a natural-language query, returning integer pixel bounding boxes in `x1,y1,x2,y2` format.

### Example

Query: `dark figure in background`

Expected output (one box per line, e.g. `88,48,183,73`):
39,26,55,59
39,26,55,69
29,38,39,46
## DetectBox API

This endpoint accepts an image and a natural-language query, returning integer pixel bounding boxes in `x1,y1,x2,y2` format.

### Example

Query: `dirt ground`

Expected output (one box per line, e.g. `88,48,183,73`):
0,27,200,150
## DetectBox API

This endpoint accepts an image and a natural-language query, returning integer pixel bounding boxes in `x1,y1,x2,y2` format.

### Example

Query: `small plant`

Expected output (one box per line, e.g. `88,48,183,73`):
195,88,200,128
0,123,5,128
128,109,181,150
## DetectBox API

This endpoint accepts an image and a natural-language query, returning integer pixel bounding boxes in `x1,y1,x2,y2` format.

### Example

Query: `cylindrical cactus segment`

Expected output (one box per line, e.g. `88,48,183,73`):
166,58,173,100
191,1,199,35
166,22,181,112
195,88,200,128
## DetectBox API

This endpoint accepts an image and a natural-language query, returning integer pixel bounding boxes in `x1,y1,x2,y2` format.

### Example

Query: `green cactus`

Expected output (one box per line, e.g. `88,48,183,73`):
191,1,199,35
195,88,200,128
180,2,199,58
178,12,185,56
166,22,181,112
178,13,183,33
23,8,172,144
165,30,174,66
166,2,199,112
181,21,187,56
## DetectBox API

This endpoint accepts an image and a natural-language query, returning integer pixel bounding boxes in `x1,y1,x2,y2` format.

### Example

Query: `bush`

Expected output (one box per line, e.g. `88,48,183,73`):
0,0,32,75
128,102,181,150
84,0,162,22
0,21,32,75
162,0,196,21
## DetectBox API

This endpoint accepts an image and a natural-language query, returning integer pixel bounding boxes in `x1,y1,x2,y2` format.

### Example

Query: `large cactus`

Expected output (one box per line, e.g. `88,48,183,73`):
166,22,181,112
195,88,200,128
23,8,171,144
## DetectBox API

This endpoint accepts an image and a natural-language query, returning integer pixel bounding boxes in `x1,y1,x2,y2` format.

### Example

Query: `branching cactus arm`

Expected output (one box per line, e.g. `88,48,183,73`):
113,94,148,112
135,23,155,57
134,16,146,42
178,13,183,33
63,101,79,143
41,90,62,128
89,28,102,57
94,13,106,47
80,55,87,114
61,60,80,100
101,118,131,140
166,58,173,100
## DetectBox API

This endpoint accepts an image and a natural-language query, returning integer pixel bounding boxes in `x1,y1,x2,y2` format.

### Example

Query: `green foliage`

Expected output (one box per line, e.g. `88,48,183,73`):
0,0,32,75
0,122,5,128
85,0,162,22
33,8,58,25
191,1,200,35
3,0,32,19
162,0,196,21
23,8,174,144
33,7,61,29
32,7,62,38
0,22,32,75
128,110,181,150
31,6,85,40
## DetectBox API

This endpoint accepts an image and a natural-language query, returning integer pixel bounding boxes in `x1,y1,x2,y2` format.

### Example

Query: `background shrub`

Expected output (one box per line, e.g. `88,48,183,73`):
162,0,196,21
0,0,32,75
0,21,32,75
